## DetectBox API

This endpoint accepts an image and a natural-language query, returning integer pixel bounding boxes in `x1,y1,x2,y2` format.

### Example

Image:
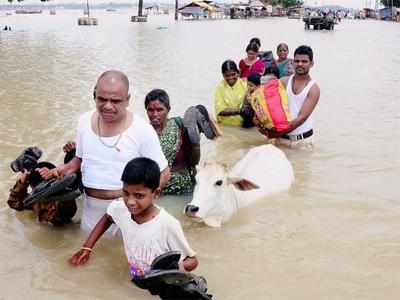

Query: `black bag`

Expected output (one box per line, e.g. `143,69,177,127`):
258,50,276,70
131,251,213,300
10,146,42,173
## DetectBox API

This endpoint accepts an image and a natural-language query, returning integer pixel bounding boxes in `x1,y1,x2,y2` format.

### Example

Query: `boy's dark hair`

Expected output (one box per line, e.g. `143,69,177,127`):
145,89,171,111
121,157,160,191
294,45,314,62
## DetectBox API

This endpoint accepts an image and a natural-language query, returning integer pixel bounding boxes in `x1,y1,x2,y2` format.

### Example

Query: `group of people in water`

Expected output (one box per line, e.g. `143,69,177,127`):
215,38,319,146
7,37,320,298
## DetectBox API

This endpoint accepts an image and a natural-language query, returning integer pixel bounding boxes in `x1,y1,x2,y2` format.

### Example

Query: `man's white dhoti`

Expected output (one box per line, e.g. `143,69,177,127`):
81,194,120,236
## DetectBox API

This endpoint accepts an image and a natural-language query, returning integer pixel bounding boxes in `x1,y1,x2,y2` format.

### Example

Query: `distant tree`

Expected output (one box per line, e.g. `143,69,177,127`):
270,0,303,8
380,0,400,7
5,0,51,2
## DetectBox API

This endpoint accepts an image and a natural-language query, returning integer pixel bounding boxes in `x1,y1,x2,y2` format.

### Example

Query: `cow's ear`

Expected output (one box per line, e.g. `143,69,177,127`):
229,178,259,191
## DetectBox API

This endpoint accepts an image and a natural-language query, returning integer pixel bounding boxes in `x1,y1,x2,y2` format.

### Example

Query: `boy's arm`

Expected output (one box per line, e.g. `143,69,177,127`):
69,214,114,266
167,219,198,272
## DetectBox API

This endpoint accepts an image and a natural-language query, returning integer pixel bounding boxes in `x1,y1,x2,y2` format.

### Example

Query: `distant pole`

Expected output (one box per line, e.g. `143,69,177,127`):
391,0,393,19
86,0,90,18
138,0,143,16
175,0,178,20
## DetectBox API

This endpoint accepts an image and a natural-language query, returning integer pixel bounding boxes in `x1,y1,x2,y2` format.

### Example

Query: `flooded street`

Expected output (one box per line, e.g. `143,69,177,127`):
0,10,399,299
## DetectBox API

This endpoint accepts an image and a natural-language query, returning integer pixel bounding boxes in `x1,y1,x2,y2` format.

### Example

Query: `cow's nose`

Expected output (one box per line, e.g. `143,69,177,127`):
185,204,199,214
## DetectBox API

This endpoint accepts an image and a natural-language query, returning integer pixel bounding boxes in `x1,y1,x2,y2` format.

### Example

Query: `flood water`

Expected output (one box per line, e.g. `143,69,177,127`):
0,10,399,300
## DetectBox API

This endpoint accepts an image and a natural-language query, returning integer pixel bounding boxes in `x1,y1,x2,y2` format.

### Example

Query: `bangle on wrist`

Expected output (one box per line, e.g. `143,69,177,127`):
81,247,92,252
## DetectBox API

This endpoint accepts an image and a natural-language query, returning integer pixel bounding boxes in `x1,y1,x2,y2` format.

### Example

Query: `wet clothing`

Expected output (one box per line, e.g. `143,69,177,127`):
107,201,196,276
286,75,316,135
81,194,119,235
277,135,314,150
159,118,196,195
214,78,247,126
75,110,167,231
277,74,317,150
76,111,168,190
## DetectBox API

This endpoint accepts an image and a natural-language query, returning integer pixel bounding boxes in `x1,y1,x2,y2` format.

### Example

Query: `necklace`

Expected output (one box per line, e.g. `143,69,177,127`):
97,114,127,152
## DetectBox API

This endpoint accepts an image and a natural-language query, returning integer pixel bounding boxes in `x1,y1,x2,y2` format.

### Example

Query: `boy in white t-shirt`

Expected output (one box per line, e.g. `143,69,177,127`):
69,157,198,275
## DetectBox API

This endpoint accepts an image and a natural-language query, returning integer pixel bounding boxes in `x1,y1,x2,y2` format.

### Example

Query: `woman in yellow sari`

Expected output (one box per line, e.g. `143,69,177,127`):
214,60,253,128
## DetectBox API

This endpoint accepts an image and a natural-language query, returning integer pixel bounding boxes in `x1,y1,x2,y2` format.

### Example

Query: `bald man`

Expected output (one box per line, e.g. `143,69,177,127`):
39,70,170,234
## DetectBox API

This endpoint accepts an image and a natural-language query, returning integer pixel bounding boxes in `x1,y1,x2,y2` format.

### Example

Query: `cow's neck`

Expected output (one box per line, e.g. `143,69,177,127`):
228,185,257,209
223,185,254,219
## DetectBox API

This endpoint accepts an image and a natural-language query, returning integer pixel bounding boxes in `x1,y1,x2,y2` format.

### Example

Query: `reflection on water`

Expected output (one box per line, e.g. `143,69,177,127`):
0,11,400,299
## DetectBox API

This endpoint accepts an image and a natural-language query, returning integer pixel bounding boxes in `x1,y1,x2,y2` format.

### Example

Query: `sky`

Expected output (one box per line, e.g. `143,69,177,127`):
303,0,378,8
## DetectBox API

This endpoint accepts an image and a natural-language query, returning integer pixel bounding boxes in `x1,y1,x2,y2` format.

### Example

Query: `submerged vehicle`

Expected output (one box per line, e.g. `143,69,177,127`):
15,9,42,14
303,16,335,30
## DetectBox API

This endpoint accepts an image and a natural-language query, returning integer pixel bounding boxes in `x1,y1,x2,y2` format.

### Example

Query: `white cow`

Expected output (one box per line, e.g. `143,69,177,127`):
184,144,294,227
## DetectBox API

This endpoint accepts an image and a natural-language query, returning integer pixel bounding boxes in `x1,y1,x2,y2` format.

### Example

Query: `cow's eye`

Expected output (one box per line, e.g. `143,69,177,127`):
215,180,223,186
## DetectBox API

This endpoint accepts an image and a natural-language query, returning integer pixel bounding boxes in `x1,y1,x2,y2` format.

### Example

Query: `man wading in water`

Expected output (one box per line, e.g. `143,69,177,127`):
38,70,170,234
259,45,320,149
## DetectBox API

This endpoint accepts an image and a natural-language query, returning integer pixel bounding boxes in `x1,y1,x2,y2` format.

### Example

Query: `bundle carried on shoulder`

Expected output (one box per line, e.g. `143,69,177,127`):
251,79,291,132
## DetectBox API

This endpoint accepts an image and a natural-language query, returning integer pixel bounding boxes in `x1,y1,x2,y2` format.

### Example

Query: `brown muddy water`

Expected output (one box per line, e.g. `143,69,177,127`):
0,10,399,300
